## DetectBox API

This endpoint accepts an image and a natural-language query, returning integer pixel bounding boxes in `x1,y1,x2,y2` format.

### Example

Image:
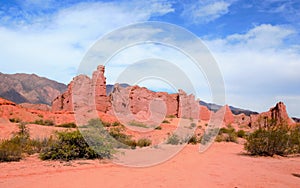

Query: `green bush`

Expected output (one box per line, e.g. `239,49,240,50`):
0,137,23,162
0,123,51,162
9,118,21,123
244,125,300,156
237,130,246,138
33,119,54,126
128,121,148,128
136,138,152,147
166,134,181,145
108,126,136,149
217,127,238,143
55,122,77,128
40,131,94,160
155,126,162,130
188,135,199,145
190,123,197,129
162,119,170,124
40,119,117,161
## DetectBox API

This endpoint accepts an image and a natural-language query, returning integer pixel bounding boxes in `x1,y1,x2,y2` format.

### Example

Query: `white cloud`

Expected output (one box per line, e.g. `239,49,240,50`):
204,24,300,116
181,0,232,24
0,0,174,83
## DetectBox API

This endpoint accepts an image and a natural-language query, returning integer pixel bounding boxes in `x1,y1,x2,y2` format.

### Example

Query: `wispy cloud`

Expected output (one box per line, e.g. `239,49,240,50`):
181,0,233,24
0,0,174,83
205,24,300,116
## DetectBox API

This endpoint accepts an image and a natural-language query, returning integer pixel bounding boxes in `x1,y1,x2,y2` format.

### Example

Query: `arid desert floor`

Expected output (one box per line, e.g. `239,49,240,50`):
1,142,299,188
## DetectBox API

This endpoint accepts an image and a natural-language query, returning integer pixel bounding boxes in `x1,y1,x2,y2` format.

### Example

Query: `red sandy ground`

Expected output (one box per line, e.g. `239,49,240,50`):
0,142,299,188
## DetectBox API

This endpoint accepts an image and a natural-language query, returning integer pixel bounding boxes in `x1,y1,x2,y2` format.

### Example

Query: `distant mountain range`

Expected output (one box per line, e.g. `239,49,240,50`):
0,73,67,105
106,84,130,95
199,101,258,116
0,73,297,119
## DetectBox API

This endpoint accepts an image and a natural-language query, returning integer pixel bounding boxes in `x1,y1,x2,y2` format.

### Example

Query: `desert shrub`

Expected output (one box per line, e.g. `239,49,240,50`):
108,126,136,149
128,121,148,128
217,127,238,143
40,131,99,160
112,122,121,127
237,130,246,138
0,123,51,162
40,119,116,160
190,123,197,128
55,122,77,128
155,126,162,130
0,137,23,162
33,119,54,126
166,134,181,145
289,126,300,153
166,115,176,118
162,119,170,124
188,135,199,145
244,125,300,156
136,138,152,147
200,128,219,145
9,118,21,123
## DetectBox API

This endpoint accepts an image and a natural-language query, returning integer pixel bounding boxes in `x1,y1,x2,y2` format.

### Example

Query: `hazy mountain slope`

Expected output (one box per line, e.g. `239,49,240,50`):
0,73,67,105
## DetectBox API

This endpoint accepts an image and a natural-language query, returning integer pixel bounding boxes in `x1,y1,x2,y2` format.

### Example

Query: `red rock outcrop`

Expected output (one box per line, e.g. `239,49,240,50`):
223,105,234,125
109,84,200,121
250,102,293,127
127,86,179,118
92,65,111,113
51,81,73,112
0,97,75,125
234,113,250,126
199,105,211,121
0,98,16,106
20,103,51,111
178,90,199,119
52,65,110,114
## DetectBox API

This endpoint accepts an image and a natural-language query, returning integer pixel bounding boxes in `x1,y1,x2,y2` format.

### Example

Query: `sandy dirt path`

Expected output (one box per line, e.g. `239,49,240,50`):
0,142,299,188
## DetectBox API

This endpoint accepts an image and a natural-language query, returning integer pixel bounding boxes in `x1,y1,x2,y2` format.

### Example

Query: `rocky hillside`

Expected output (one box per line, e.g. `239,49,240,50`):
0,73,67,105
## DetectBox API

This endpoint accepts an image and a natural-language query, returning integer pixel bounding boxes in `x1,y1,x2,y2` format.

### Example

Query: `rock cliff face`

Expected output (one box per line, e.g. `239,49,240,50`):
53,66,200,120
199,105,211,121
178,89,199,119
52,65,110,113
109,85,199,120
92,66,111,113
127,86,179,118
250,102,293,127
223,105,234,125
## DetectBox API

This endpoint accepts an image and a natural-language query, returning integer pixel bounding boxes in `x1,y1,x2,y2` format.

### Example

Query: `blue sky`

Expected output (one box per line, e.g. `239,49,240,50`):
0,0,299,117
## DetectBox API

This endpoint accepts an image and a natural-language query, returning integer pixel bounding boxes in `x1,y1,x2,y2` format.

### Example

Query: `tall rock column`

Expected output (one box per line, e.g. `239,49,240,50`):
92,65,111,113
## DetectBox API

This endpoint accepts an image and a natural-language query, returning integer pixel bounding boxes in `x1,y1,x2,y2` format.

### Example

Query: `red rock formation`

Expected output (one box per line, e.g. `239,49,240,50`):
109,85,178,122
178,89,199,119
234,113,250,126
199,105,211,121
250,102,293,127
223,105,234,125
92,65,110,113
211,105,234,126
20,103,51,111
51,81,73,112
52,65,110,114
0,98,16,106
0,97,75,125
